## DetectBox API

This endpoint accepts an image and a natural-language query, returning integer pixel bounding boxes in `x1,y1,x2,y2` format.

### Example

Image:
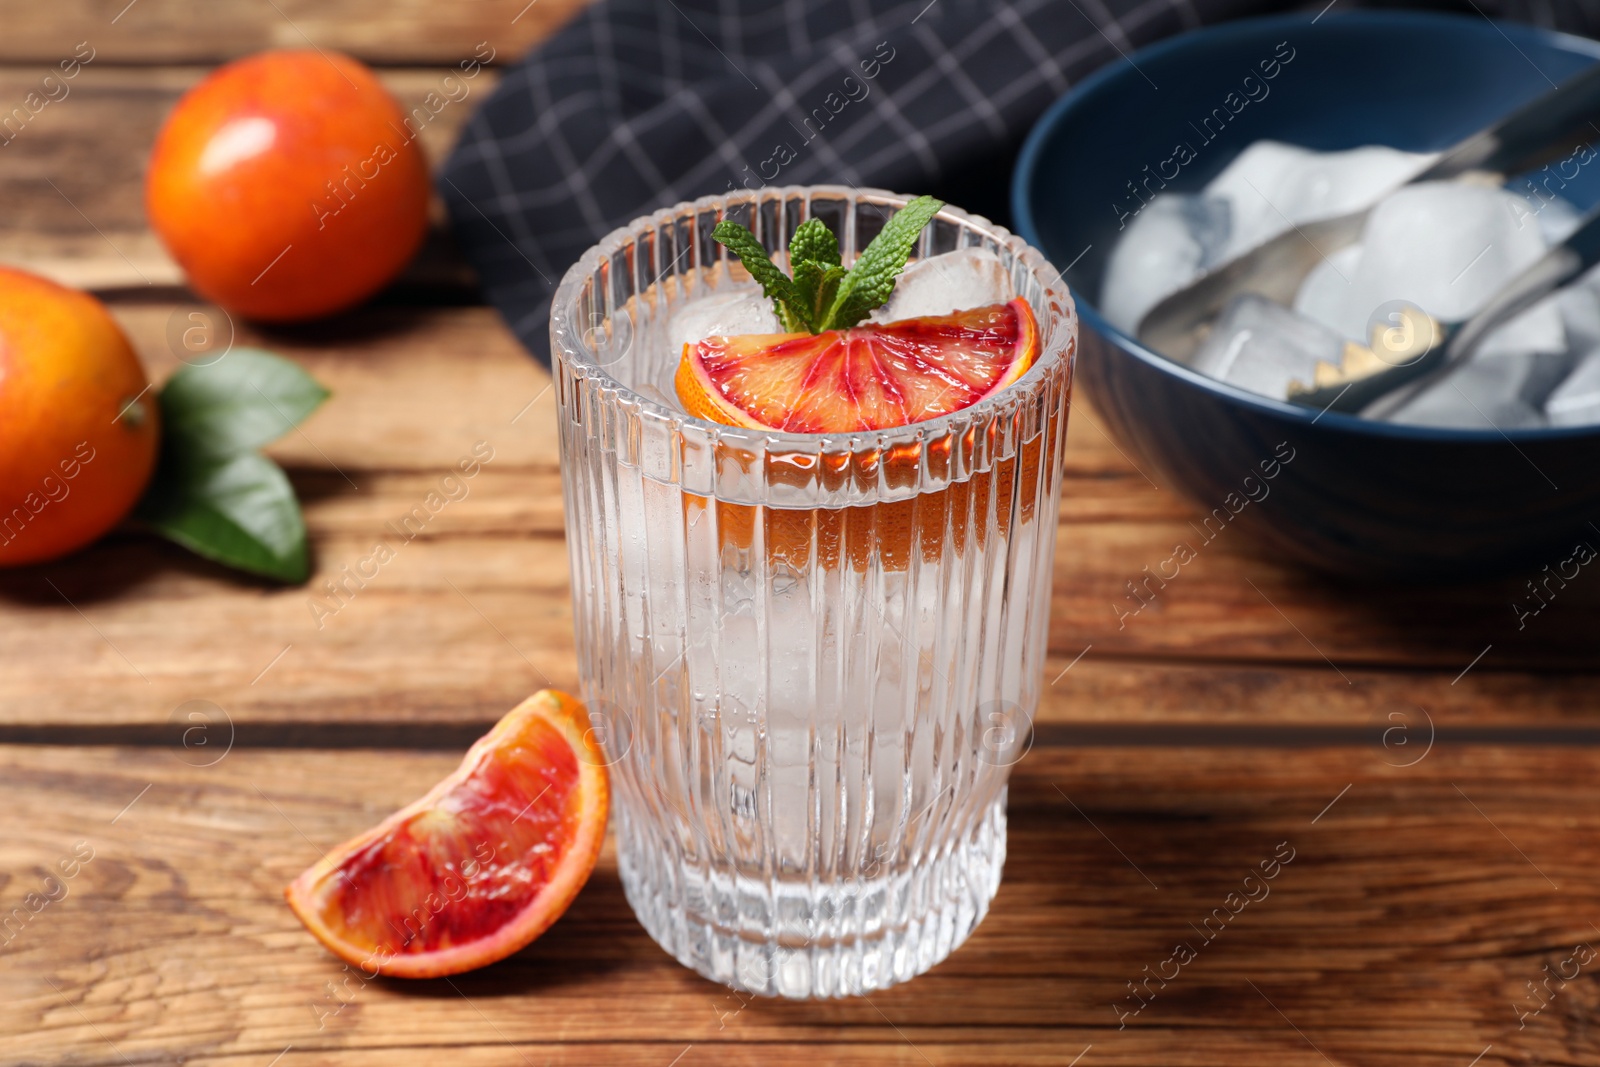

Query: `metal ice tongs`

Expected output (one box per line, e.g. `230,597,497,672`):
1136,63,1600,373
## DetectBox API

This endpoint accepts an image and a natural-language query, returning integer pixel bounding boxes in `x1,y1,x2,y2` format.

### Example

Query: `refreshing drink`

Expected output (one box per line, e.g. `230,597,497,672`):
552,188,1076,998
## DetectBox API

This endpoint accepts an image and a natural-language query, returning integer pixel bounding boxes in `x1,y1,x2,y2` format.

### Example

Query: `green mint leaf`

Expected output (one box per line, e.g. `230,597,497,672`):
792,259,824,331
789,218,841,270
821,195,945,331
816,265,849,325
712,220,808,332
794,262,848,331
136,450,309,583
159,348,330,459
789,219,844,331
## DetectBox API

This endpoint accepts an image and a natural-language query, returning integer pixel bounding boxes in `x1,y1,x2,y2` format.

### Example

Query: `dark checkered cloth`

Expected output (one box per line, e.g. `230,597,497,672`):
440,0,1600,364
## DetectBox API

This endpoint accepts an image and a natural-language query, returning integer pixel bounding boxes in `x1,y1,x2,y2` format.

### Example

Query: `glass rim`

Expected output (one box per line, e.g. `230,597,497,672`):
550,184,1077,451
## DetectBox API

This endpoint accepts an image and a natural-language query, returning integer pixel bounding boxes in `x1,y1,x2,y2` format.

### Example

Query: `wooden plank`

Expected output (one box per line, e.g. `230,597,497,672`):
159,1047,1357,1067
0,65,501,291
6,547,1600,731
1,305,1596,732
1049,518,1600,672
4,0,590,66
0,744,1595,1065
163,1046,1364,1066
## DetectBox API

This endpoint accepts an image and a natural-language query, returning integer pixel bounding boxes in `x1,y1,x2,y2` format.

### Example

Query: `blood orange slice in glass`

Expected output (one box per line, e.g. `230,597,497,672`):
284,690,608,978
675,298,1039,432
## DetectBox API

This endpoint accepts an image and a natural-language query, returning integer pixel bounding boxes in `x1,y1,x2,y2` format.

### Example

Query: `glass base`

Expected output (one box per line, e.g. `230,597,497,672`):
617,794,1007,999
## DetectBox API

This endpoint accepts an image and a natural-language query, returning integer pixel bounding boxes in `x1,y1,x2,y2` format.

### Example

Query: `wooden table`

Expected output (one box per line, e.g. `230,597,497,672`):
3,5,1599,1065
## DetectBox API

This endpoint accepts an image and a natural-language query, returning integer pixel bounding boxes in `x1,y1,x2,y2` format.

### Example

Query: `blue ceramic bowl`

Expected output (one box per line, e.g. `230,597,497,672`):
1013,10,1600,578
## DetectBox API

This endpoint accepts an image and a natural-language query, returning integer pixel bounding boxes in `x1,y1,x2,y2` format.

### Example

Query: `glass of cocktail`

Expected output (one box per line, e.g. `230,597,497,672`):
551,186,1076,998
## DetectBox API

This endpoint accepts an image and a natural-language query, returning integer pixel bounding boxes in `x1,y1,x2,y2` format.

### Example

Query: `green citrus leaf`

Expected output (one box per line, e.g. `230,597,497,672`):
136,451,308,583
159,348,330,459
136,348,326,583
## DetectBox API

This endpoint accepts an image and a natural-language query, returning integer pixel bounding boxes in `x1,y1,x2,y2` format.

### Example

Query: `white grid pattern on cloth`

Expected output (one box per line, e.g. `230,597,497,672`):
822,37,941,175
440,0,1599,362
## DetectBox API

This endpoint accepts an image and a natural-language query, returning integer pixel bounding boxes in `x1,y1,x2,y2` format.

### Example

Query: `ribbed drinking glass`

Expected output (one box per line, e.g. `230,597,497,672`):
551,186,1076,998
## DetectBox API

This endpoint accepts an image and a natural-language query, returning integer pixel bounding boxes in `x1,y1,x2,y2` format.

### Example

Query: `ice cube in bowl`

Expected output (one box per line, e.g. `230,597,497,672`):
1329,183,1564,358
1099,196,1230,333
1546,353,1600,426
1190,294,1344,401
1384,352,1571,430
1203,140,1431,263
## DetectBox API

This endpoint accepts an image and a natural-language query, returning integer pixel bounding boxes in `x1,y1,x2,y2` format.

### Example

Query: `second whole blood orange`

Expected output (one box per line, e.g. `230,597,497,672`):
146,49,430,322
0,268,159,567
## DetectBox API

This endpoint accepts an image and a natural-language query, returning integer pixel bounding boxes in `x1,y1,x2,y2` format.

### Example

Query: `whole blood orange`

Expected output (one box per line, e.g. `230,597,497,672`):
285,691,609,978
146,49,429,322
676,299,1039,432
0,268,159,567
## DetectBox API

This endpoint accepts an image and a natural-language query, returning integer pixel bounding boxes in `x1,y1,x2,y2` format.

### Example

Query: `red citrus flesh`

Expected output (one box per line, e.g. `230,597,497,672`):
675,298,1039,432
284,691,607,979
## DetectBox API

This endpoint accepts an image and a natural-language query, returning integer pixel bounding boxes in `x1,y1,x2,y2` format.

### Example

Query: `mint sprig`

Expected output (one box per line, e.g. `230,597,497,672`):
822,197,943,330
712,195,945,334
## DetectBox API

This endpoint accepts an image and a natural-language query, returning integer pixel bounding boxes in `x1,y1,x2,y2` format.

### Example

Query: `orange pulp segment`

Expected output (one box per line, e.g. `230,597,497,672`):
671,299,1050,573
675,298,1039,433
284,690,608,978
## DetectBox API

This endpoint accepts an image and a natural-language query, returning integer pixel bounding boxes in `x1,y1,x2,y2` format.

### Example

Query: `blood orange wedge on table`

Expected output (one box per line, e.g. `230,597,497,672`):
675,298,1039,432
285,690,607,979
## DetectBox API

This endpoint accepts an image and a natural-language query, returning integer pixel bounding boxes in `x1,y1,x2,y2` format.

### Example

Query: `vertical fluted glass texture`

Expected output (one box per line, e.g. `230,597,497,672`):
552,187,1076,998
